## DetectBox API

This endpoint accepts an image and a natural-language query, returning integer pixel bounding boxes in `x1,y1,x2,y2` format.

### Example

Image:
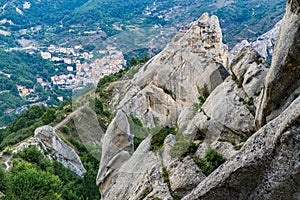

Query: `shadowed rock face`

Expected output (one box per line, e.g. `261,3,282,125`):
255,0,300,128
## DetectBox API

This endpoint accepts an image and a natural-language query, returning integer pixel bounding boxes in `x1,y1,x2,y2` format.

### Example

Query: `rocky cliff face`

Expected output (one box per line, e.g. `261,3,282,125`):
109,13,229,128
97,1,300,199
34,125,87,177
255,0,300,128
10,125,86,177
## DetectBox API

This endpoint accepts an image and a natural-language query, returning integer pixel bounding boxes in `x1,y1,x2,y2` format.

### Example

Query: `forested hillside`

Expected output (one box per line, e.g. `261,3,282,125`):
0,0,285,49
0,50,72,126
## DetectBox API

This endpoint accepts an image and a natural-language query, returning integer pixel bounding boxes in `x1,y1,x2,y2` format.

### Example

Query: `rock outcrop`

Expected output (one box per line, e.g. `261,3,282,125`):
3,125,86,177
255,0,300,128
97,13,230,199
96,110,133,194
183,96,300,200
110,13,229,127
97,1,300,199
34,125,86,177
182,1,300,199
163,135,206,197
181,46,269,149
230,47,270,100
101,136,172,200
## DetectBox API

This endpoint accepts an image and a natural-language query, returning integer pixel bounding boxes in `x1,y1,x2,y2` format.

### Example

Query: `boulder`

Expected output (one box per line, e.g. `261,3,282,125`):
230,46,270,101
182,78,255,146
99,136,172,200
163,135,206,197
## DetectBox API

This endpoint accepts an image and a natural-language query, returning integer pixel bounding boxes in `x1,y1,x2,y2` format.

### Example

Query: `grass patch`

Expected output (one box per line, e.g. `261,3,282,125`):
129,115,143,127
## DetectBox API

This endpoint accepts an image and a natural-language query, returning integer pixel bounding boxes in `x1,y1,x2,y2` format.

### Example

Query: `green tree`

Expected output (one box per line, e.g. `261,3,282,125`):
14,145,44,164
0,166,5,191
130,57,138,66
5,159,63,200
42,107,56,124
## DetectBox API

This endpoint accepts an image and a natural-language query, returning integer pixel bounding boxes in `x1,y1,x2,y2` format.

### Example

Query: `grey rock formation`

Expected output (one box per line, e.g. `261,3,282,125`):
163,135,206,197
97,13,231,199
182,77,255,149
183,96,300,200
255,0,300,128
109,13,229,128
251,20,281,60
230,46,270,101
34,125,86,177
99,136,172,200
96,110,133,194
97,1,300,199
195,141,237,160
180,46,269,150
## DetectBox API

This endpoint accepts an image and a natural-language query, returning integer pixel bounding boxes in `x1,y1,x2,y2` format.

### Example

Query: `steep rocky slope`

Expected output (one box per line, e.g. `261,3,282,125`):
109,13,229,127
96,0,299,199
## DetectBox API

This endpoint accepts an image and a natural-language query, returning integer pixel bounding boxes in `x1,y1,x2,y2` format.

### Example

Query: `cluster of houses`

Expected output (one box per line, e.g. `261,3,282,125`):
40,44,91,63
41,44,126,89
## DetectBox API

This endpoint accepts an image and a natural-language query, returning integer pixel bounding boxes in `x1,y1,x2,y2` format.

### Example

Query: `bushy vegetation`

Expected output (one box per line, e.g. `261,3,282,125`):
193,149,226,176
192,95,206,115
128,115,147,150
150,126,177,152
170,137,199,158
0,145,100,200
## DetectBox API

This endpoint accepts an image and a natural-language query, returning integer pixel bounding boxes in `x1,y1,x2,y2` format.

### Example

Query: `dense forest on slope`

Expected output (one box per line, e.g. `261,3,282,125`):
0,50,72,126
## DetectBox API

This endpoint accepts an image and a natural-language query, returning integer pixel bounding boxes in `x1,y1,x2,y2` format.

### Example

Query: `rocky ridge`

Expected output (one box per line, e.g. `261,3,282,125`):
96,1,300,199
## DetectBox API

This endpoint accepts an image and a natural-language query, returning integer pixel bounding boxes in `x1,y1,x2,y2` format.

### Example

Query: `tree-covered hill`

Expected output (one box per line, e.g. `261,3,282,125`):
0,0,285,49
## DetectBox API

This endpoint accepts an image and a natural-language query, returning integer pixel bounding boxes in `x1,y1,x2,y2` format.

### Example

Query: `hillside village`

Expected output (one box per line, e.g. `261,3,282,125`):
16,44,126,101
42,44,126,89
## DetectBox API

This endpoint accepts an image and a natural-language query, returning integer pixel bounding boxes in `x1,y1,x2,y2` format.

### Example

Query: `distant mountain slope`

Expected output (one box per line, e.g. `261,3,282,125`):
0,0,285,50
